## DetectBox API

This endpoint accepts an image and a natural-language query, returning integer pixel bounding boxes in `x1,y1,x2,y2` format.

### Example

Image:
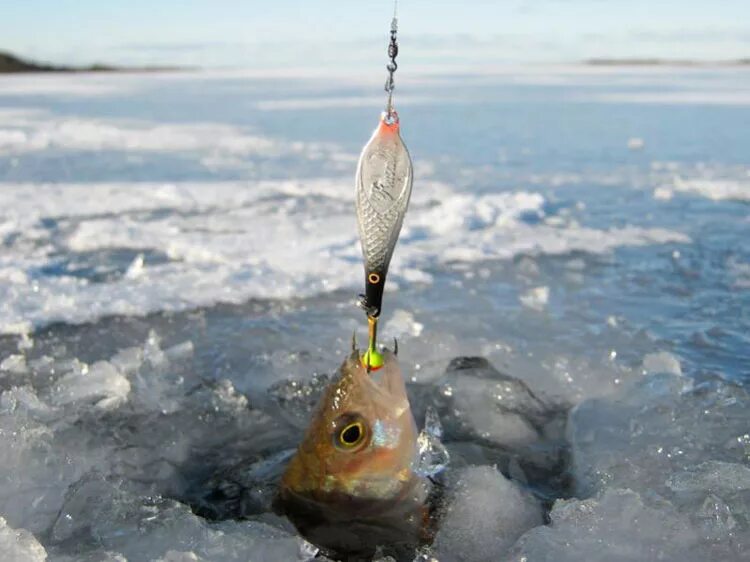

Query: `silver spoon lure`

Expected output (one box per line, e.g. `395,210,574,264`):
355,9,413,368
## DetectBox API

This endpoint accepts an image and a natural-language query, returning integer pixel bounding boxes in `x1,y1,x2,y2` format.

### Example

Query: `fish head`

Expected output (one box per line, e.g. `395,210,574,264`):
280,349,418,504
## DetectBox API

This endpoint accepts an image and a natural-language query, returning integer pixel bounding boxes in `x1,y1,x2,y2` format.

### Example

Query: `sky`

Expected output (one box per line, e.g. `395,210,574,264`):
1,0,748,70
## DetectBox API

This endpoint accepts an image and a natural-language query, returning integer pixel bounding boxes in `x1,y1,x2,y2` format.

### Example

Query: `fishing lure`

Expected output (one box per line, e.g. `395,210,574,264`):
356,8,413,370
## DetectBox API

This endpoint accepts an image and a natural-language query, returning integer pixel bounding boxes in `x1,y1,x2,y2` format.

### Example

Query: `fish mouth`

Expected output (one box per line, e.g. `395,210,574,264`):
348,349,411,408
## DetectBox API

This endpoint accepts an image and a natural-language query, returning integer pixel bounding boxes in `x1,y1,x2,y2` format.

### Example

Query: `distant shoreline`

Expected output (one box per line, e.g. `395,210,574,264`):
585,58,750,67
3,49,749,75
0,51,187,74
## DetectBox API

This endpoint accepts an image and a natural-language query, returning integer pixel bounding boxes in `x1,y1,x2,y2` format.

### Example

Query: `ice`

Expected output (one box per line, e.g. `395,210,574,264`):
267,373,332,428
0,387,104,534
49,475,317,562
0,67,746,562
254,95,438,111
48,360,130,409
627,137,645,150
650,162,750,202
667,460,750,495
587,90,750,106
641,351,682,376
0,174,688,335
519,286,549,311
419,357,557,448
568,372,750,560
0,516,47,562
568,372,750,498
413,406,450,478
155,552,200,562
509,489,712,562
1,353,28,374
433,466,542,561
382,309,424,339
668,178,750,201
0,108,332,161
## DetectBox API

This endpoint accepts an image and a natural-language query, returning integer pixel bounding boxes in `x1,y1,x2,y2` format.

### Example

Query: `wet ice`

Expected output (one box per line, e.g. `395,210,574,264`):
1,67,749,561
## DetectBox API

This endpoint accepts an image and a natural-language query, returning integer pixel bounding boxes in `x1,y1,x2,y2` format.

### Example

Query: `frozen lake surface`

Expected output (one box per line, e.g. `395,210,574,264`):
0,66,749,561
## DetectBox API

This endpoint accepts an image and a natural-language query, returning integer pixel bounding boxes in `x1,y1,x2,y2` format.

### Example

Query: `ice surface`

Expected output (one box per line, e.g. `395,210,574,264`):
0,170,688,335
49,474,317,562
568,371,750,498
651,162,750,202
433,466,542,562
508,488,732,562
0,68,747,562
0,516,47,562
0,108,335,161
641,351,682,376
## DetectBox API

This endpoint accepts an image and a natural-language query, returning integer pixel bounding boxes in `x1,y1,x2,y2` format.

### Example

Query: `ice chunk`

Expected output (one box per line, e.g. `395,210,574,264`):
124,252,145,279
627,137,645,150
109,345,144,375
431,357,553,447
0,412,105,534
49,360,130,409
382,309,424,338
519,286,549,311
154,552,200,562
211,379,249,413
413,406,450,478
433,466,542,561
569,373,750,500
653,186,674,200
0,516,47,562
642,351,682,376
667,460,750,495
163,340,195,362
143,330,168,367
509,489,703,562
0,386,53,419
695,493,737,538
412,546,439,562
1,354,28,374
51,474,317,561
267,373,331,429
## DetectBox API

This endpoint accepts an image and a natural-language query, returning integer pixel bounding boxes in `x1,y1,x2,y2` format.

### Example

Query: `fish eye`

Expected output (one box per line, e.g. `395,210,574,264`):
333,415,369,451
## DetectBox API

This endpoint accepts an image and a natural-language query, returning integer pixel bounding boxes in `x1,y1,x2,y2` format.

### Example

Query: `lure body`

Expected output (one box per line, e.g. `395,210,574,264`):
355,111,413,318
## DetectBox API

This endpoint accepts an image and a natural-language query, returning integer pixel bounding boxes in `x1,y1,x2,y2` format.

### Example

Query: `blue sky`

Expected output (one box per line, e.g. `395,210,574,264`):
2,0,748,69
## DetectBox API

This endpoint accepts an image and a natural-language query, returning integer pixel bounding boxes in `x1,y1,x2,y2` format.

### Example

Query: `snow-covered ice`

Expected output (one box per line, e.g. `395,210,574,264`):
433,466,542,561
0,67,748,561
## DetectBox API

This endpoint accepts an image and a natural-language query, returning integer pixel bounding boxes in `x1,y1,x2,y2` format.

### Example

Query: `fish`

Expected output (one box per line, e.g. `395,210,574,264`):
276,347,429,560
355,110,413,318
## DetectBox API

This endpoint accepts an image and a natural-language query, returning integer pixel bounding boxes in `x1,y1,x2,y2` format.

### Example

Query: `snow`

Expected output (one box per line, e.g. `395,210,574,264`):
433,466,542,562
0,516,47,562
650,162,750,202
0,179,688,336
